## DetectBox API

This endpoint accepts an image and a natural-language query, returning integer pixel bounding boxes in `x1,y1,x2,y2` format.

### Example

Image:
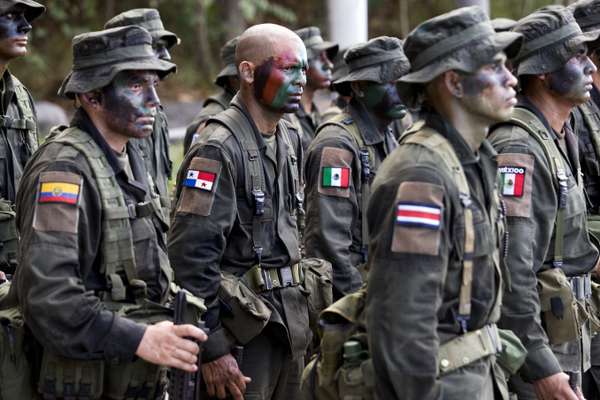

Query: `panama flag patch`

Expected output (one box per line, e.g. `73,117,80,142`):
499,166,526,197
184,169,216,191
396,202,441,229
322,167,350,188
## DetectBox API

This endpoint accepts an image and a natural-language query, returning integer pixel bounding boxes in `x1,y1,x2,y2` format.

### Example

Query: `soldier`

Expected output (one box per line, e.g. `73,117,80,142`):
564,1,600,397
10,26,206,399
304,37,409,298
293,26,338,150
0,0,44,280
366,6,522,399
320,48,350,122
184,36,239,155
169,23,310,400
489,5,600,399
104,8,179,222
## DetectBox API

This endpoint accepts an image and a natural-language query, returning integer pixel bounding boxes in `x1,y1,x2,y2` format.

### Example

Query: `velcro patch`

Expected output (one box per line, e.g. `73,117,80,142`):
176,157,221,216
33,171,82,233
391,181,444,255
499,166,526,197
396,202,441,229
318,147,353,198
496,153,535,218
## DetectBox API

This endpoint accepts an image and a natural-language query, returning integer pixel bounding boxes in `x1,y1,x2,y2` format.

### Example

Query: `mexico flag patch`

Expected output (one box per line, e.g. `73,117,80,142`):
396,202,441,229
499,166,526,197
322,167,350,188
184,169,216,191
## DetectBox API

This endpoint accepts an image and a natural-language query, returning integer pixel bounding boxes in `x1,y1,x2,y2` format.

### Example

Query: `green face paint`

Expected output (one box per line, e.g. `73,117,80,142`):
361,82,406,120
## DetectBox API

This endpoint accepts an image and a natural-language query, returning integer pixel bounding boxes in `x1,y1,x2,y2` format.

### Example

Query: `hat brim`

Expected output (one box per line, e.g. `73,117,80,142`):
5,0,45,22
400,31,523,84
58,58,176,98
309,41,339,61
214,63,238,86
152,29,180,49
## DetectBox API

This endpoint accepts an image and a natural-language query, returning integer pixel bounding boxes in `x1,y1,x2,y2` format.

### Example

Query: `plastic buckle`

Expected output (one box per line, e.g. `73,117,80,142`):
252,189,265,216
261,268,273,291
359,149,370,179
280,266,294,287
457,316,469,334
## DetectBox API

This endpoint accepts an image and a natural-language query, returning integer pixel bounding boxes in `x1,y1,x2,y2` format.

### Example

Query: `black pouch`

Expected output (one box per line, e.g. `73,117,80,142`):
537,268,580,345
38,351,104,399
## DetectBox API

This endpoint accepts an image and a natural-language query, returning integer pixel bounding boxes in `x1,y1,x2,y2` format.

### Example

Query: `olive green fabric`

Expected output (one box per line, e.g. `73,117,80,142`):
295,26,338,61
513,5,600,76
58,26,176,98
215,36,239,86
0,0,44,22
333,36,410,96
104,8,179,49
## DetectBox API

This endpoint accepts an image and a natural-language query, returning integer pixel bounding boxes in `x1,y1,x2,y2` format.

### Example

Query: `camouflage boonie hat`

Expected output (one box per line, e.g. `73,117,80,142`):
333,36,410,96
295,26,339,61
58,26,176,98
571,0,600,50
331,47,349,84
215,36,239,87
491,18,517,32
513,5,600,76
104,8,179,49
0,0,45,22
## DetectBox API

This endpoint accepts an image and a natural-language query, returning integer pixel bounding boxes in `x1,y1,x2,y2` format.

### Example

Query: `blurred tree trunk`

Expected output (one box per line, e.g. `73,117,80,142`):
104,0,115,22
399,0,410,38
455,0,490,14
223,0,246,39
195,0,216,77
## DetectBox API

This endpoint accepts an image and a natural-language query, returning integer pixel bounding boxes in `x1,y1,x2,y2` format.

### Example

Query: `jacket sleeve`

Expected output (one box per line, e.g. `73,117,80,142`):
168,143,237,362
366,163,450,400
488,125,562,381
16,160,146,362
303,134,363,296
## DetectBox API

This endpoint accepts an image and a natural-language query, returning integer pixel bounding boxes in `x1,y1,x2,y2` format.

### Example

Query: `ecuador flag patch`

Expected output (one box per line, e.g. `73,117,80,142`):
39,181,80,205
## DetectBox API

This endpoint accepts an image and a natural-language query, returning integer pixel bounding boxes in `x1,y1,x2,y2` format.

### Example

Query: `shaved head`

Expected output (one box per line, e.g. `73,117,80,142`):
236,23,303,66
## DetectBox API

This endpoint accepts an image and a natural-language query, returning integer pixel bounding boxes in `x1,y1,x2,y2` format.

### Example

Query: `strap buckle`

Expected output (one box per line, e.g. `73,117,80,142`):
279,266,294,287
252,189,265,216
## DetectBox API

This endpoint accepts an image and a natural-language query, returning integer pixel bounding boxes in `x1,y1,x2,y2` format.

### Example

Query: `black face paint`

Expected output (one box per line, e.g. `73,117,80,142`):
307,51,333,90
153,38,171,61
361,82,406,120
0,8,31,40
548,53,595,103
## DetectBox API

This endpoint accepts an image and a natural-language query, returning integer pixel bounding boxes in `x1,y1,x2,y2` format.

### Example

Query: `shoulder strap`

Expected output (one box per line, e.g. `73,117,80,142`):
205,91,230,109
5,76,37,149
50,128,141,302
400,122,475,331
508,107,568,268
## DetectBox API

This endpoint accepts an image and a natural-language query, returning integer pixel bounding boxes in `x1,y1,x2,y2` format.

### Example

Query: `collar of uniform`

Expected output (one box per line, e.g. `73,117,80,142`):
347,98,386,145
230,94,278,151
296,101,318,119
591,84,600,109
423,107,480,165
1,70,15,95
516,95,559,140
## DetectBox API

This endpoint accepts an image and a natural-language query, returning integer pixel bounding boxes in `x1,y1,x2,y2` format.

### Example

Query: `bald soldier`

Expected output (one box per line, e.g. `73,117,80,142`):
169,24,310,400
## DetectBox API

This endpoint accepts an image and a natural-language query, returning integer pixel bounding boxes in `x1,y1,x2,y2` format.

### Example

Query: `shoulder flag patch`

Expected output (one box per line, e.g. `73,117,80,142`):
184,169,216,191
322,166,350,188
499,166,526,197
39,181,80,205
396,202,441,229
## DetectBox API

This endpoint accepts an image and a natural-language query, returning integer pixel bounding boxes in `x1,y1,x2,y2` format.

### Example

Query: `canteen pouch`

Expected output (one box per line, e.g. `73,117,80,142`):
38,351,104,399
496,329,527,375
336,336,374,400
301,258,333,333
218,271,271,344
0,282,37,400
537,268,580,345
0,199,17,274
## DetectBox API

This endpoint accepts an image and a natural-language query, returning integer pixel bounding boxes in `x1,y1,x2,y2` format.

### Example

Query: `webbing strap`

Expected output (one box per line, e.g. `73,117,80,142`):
509,107,568,267
401,123,475,329
12,76,38,152
579,102,600,176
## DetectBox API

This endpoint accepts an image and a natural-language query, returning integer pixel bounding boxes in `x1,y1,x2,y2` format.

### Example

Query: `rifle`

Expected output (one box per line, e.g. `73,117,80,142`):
168,291,206,400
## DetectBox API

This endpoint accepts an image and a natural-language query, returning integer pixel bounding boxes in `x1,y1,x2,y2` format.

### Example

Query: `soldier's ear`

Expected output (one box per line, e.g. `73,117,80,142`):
78,90,103,108
239,61,255,84
444,70,464,98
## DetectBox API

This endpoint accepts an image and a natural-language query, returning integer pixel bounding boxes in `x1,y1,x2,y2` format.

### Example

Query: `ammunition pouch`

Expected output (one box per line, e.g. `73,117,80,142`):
219,271,272,344
242,264,304,292
0,199,17,274
38,353,105,399
496,329,527,376
300,258,333,334
0,282,37,399
537,268,583,345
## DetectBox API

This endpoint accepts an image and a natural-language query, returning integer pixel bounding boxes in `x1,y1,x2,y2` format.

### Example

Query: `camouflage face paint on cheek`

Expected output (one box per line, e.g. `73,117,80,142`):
362,82,406,120
548,56,593,102
253,52,305,112
0,12,29,40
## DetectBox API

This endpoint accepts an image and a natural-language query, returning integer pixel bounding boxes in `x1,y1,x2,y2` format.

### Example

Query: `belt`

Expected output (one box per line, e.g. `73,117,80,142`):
569,273,592,301
242,264,304,292
438,323,501,376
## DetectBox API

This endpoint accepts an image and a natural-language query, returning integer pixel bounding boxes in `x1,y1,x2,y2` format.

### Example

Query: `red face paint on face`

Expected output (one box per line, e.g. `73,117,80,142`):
253,43,308,113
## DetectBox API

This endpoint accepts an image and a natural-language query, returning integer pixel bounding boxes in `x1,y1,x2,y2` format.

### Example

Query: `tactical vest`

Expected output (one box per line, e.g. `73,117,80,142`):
302,122,508,400
32,127,202,400
2,75,37,151
316,114,376,264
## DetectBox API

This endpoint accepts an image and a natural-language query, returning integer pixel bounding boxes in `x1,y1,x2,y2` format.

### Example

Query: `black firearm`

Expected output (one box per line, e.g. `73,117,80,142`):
168,291,206,400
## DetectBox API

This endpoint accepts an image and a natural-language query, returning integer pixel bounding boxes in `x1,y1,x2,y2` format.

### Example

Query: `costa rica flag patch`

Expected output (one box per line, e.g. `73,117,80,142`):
499,166,526,197
396,202,441,229
184,169,216,191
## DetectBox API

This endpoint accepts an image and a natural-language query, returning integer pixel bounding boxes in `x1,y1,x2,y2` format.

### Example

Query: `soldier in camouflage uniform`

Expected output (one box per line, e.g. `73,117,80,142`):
303,37,409,299
183,36,239,155
105,8,179,221
367,6,522,399
489,5,600,399
0,0,44,279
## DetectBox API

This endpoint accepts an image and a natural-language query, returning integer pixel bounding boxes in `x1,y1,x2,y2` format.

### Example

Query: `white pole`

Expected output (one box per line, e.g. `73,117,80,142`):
327,0,368,50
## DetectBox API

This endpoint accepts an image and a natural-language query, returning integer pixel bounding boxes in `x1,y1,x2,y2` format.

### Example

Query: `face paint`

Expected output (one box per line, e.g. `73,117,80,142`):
153,38,171,61
101,70,160,139
307,50,333,90
253,43,307,113
360,81,406,120
0,5,31,60
548,51,596,104
460,53,518,123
